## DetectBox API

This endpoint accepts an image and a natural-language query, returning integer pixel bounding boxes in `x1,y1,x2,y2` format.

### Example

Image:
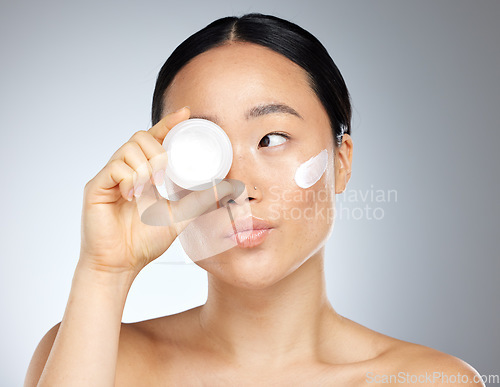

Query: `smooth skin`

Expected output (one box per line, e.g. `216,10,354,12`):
25,42,484,386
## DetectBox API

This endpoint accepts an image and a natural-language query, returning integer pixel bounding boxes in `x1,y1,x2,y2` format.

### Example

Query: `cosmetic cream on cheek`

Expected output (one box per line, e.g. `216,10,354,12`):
294,149,328,188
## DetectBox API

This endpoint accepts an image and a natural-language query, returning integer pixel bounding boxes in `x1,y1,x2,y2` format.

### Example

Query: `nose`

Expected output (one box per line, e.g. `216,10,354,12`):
225,149,261,202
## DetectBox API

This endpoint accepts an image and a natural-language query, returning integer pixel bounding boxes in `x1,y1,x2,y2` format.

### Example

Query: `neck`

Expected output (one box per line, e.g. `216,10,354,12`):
198,247,341,367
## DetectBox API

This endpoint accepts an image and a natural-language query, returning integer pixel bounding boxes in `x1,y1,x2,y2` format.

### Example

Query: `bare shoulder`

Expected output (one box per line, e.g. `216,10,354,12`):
334,317,484,386
374,340,485,386
115,318,170,386
25,313,191,387
115,307,201,386
24,322,61,386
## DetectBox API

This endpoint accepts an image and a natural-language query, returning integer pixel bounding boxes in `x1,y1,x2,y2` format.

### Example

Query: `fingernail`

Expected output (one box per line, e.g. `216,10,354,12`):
127,189,134,201
154,169,165,186
174,106,190,113
134,184,144,198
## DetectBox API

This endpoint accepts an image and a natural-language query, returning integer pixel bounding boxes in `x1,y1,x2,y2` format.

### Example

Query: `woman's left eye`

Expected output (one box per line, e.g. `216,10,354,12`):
258,132,290,148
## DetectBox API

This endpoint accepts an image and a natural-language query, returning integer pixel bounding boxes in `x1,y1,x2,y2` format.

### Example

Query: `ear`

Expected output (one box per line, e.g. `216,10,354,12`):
334,134,353,194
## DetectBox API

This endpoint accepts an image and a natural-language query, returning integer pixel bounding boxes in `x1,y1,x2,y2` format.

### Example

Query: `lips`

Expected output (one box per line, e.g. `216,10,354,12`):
224,216,274,238
229,228,273,248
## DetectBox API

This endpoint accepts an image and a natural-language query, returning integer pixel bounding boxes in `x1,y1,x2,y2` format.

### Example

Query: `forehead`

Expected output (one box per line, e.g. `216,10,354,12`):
163,42,318,116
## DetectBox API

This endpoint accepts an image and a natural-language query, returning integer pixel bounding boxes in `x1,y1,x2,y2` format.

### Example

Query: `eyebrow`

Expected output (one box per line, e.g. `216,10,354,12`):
246,103,303,120
190,103,303,125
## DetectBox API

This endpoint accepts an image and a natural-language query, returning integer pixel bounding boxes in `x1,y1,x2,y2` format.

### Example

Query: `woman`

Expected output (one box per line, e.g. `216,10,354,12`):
25,13,483,386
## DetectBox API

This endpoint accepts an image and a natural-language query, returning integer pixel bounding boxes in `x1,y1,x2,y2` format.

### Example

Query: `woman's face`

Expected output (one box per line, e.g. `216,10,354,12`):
163,42,340,289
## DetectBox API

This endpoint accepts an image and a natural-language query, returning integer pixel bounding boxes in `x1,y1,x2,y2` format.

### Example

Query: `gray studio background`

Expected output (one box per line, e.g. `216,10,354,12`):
1,0,499,385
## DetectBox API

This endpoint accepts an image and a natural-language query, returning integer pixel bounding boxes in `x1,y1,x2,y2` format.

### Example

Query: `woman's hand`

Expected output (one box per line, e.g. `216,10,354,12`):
79,106,233,276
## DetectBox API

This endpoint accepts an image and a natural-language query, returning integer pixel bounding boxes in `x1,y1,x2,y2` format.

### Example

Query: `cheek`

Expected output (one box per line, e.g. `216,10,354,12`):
268,148,335,235
294,149,328,188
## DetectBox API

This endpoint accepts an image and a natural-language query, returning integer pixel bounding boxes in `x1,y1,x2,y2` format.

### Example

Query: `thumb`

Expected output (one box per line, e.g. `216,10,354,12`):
148,106,191,145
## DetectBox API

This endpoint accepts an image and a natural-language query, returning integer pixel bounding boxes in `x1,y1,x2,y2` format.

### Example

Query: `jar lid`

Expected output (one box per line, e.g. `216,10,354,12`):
163,118,233,191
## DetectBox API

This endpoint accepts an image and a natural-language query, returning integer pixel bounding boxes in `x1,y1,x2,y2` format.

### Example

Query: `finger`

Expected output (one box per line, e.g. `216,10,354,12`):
128,130,168,186
86,159,136,203
148,106,190,145
109,141,152,195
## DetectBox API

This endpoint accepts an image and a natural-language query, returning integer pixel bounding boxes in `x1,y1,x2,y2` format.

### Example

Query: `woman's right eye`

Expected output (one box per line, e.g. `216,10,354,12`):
258,132,290,148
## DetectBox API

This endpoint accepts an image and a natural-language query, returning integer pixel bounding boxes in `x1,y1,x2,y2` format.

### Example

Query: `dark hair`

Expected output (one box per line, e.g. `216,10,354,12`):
151,13,351,147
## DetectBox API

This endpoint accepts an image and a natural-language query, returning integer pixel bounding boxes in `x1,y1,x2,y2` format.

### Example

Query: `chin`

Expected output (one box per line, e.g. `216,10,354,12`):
199,247,292,290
